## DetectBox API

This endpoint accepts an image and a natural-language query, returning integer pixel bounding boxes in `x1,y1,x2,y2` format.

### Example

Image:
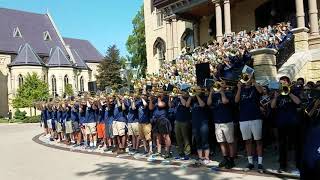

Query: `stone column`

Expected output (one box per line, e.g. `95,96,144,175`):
308,0,319,35
172,17,179,59
292,27,309,52
193,22,200,47
215,1,223,41
295,0,305,28
165,20,173,61
250,48,278,81
223,0,232,34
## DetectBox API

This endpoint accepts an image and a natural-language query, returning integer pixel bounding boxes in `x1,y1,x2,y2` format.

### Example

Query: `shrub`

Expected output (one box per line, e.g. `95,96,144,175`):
14,109,27,120
23,115,40,123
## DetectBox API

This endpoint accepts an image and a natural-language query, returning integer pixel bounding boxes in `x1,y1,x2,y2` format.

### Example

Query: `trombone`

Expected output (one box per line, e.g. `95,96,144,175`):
188,86,207,96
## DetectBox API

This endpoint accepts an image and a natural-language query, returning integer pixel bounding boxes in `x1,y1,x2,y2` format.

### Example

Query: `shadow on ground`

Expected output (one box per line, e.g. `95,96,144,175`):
74,162,234,180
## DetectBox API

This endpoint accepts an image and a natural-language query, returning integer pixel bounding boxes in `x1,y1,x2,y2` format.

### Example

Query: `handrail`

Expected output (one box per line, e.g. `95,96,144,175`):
275,33,295,69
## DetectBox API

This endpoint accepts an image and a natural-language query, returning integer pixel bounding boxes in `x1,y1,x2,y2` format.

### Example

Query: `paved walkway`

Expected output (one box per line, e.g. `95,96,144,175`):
0,124,289,180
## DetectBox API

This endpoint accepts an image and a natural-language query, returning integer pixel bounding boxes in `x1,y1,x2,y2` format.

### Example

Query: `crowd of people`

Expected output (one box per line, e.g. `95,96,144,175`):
39,75,320,178
159,22,293,84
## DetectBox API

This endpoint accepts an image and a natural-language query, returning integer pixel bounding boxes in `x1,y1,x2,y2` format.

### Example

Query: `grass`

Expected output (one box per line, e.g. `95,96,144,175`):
0,118,22,123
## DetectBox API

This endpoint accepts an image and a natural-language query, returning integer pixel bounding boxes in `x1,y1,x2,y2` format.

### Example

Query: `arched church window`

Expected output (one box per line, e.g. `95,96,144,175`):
80,76,84,92
18,74,23,88
51,75,57,97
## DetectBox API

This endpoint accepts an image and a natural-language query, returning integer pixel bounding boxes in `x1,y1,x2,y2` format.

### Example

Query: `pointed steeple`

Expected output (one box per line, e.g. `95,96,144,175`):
47,47,72,67
71,49,88,69
10,43,44,66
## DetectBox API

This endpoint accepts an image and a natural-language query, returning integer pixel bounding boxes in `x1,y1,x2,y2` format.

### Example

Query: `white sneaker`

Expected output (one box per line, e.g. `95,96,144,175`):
202,159,210,165
290,169,300,176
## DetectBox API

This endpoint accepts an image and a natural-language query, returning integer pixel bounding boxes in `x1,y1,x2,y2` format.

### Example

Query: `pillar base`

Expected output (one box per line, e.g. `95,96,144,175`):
292,27,309,52
309,35,320,49
250,48,278,81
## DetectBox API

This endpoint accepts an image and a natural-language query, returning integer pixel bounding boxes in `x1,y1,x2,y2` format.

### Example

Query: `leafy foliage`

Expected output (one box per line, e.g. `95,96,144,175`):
12,73,49,109
96,45,123,90
14,109,27,120
23,115,40,123
64,84,74,96
126,5,147,77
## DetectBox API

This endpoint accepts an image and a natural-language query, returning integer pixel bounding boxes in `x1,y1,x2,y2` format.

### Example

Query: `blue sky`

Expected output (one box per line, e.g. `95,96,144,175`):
0,0,143,56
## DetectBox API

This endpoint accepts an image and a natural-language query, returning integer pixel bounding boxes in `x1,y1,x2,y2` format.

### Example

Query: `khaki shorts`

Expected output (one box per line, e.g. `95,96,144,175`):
47,119,53,129
55,121,63,133
139,123,152,141
85,122,97,135
128,122,139,136
215,122,234,143
112,121,126,136
65,121,73,134
239,119,262,141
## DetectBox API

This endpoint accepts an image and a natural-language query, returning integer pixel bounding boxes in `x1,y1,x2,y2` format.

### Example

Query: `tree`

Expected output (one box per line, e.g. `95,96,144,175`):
126,5,147,77
12,73,49,116
96,45,123,90
64,84,73,96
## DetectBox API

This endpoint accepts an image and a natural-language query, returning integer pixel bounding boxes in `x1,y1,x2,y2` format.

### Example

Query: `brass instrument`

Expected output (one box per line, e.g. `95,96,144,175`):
188,86,207,96
240,72,251,84
280,84,291,96
170,87,183,97
212,81,222,92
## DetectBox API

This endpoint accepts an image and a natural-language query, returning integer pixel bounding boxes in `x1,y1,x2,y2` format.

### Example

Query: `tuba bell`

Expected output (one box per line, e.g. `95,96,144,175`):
280,84,291,96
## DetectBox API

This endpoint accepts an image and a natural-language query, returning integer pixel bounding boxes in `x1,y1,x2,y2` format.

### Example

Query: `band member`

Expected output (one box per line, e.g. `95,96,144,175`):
40,103,49,136
187,88,210,165
208,81,235,169
271,76,301,173
301,98,320,179
79,100,87,146
84,99,98,148
235,77,264,172
169,92,191,160
46,103,55,141
104,97,116,152
113,96,128,154
55,103,64,142
149,93,172,158
126,96,140,155
71,101,81,146
63,103,73,145
96,100,106,147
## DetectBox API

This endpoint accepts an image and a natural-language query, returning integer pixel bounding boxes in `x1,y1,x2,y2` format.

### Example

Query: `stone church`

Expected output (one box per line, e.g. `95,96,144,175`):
0,8,103,116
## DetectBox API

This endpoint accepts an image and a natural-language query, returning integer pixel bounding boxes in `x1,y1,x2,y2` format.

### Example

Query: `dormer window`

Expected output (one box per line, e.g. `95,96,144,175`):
13,27,22,38
43,31,52,41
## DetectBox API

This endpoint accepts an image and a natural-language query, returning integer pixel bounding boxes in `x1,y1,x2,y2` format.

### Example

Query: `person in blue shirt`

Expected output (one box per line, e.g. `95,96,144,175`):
84,100,98,148
235,77,264,172
271,76,301,173
186,89,210,165
63,103,73,145
103,97,115,152
301,98,320,179
113,96,128,154
56,103,64,142
126,97,140,155
71,102,81,146
46,103,55,141
169,92,191,160
137,94,152,155
149,93,172,159
79,100,87,146
208,81,235,169
40,103,49,136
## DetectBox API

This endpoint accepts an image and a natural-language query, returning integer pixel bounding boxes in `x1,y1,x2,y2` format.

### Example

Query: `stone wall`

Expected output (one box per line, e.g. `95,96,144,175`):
250,48,277,81
0,54,10,117
47,67,75,97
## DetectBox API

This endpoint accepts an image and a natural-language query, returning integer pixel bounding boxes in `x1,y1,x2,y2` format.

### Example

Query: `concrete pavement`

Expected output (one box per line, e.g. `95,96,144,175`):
0,123,284,180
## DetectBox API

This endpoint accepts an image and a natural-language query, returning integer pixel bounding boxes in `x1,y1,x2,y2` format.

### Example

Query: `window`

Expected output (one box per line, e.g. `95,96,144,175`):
43,31,52,41
64,75,69,91
13,27,22,38
153,38,166,65
156,12,164,27
181,29,195,51
18,74,23,88
51,75,57,96
79,76,84,92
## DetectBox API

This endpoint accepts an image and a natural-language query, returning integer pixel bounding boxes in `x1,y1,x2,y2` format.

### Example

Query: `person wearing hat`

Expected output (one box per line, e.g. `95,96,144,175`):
235,76,264,172
271,76,301,174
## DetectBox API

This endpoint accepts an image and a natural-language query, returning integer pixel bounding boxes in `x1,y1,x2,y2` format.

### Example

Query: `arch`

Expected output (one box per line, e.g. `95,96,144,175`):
51,75,57,97
64,75,69,88
181,28,194,51
153,37,166,63
18,74,23,88
79,76,84,92
209,16,217,38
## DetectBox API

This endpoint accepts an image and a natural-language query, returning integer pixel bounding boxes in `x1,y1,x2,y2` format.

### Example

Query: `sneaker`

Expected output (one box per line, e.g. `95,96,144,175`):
182,155,190,161
218,159,229,168
290,169,300,176
257,164,264,173
244,163,254,171
277,167,286,173
49,138,54,141
225,160,235,169
164,152,172,159
175,154,184,160
202,159,210,165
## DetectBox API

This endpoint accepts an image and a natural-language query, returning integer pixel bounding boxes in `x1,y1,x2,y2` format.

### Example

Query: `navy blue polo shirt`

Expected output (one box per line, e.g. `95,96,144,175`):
173,97,191,123
190,97,209,128
79,105,87,124
65,106,72,121
275,94,299,127
210,91,234,124
47,111,53,120
126,100,139,123
303,118,320,171
137,99,150,124
152,97,168,119
41,110,48,122
114,104,127,123
239,86,262,122
85,107,96,123
71,105,79,122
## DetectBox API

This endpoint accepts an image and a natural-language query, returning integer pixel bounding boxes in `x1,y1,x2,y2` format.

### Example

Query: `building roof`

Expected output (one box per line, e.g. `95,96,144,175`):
71,49,89,70
47,47,73,67
0,8,67,56
10,43,44,66
63,37,103,63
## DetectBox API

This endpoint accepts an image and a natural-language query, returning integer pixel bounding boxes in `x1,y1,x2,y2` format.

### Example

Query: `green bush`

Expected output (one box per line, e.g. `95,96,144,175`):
23,115,40,123
14,109,27,120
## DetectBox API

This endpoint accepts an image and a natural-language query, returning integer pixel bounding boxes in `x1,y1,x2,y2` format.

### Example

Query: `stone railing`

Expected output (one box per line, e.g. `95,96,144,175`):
291,27,309,52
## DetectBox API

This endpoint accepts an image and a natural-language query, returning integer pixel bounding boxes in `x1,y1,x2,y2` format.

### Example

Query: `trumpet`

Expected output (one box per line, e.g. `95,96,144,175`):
212,81,222,92
280,84,291,96
170,87,183,97
188,86,207,96
240,72,251,84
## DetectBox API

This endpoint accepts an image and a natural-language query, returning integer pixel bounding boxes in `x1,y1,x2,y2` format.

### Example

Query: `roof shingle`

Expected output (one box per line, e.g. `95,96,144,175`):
10,43,44,66
47,47,73,67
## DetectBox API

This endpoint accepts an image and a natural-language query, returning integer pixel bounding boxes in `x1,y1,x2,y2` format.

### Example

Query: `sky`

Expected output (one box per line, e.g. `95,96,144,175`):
0,0,143,56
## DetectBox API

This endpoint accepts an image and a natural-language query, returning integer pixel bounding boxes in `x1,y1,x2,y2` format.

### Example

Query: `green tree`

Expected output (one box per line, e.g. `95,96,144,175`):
64,84,73,96
12,73,49,116
96,45,123,90
126,5,147,77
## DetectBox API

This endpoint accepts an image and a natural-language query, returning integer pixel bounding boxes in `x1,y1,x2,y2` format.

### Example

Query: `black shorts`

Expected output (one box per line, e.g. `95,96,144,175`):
153,117,172,134
43,120,48,128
